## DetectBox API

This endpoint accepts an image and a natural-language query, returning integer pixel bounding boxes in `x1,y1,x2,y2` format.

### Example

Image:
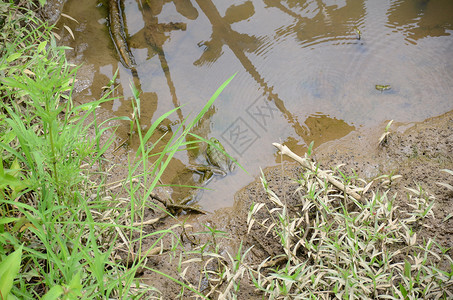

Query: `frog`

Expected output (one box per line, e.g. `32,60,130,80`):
354,27,361,40
190,137,236,185
375,84,391,92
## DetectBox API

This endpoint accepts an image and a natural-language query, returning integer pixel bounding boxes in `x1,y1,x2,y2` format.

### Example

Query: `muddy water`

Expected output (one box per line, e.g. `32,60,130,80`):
61,0,453,211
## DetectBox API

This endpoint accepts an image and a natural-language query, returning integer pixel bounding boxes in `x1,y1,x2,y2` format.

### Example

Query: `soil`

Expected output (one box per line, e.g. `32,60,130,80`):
124,110,452,298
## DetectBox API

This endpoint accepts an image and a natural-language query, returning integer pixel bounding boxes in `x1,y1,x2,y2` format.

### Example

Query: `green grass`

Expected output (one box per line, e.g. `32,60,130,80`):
0,2,236,298
1,2,136,298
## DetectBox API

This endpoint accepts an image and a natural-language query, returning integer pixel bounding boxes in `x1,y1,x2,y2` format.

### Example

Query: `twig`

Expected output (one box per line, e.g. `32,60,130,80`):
132,215,165,227
113,138,128,152
122,246,168,267
255,256,287,269
218,265,247,300
272,143,363,203
167,204,207,215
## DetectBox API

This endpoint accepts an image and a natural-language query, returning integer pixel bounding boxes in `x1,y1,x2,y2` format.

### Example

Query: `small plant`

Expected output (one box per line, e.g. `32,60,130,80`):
437,169,453,192
306,140,314,157
218,242,253,299
404,184,435,223
379,119,394,146
0,157,30,200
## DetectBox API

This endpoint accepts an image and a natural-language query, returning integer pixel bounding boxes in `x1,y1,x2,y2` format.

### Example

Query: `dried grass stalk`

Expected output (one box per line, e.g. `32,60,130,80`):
273,143,363,202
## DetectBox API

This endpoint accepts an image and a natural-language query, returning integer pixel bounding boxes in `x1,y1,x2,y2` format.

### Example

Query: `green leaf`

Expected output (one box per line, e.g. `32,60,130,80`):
9,159,20,178
11,217,31,233
0,218,18,225
399,283,408,298
0,171,21,190
6,52,21,63
403,259,411,278
0,245,23,298
307,141,314,157
1,131,17,145
66,271,82,298
6,293,18,300
37,41,47,54
41,285,64,300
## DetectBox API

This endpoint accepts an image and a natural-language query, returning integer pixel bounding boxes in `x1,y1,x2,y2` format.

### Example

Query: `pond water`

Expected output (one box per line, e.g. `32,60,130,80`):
61,0,453,211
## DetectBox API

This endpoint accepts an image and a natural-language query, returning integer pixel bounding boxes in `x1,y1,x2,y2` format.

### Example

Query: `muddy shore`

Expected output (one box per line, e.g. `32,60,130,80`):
30,1,453,297
134,110,452,298
197,109,453,253
65,26,452,297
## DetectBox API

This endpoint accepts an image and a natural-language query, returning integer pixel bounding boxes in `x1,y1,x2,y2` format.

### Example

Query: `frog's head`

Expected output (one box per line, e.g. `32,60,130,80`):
209,137,225,151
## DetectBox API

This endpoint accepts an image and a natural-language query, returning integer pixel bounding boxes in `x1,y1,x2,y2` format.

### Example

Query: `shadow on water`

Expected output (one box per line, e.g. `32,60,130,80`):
60,0,453,211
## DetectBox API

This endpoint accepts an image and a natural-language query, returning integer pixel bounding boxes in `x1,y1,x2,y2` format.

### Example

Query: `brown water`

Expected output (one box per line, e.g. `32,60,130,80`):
60,0,453,211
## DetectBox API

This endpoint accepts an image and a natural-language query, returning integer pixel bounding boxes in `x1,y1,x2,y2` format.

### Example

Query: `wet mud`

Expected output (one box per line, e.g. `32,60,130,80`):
123,110,452,298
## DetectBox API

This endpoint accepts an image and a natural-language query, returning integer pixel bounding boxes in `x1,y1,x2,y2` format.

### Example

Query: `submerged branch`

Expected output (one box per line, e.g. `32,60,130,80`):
109,0,135,68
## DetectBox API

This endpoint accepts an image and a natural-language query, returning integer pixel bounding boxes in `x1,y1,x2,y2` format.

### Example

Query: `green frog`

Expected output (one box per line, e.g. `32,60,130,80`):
375,84,391,92
190,137,236,185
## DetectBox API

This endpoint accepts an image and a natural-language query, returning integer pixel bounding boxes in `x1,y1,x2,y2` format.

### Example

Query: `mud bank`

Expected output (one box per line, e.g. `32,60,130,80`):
137,111,452,298
203,110,453,249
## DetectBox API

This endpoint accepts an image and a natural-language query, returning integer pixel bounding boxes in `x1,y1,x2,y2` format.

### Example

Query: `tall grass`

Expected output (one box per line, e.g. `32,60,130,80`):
0,2,237,298
1,2,128,298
